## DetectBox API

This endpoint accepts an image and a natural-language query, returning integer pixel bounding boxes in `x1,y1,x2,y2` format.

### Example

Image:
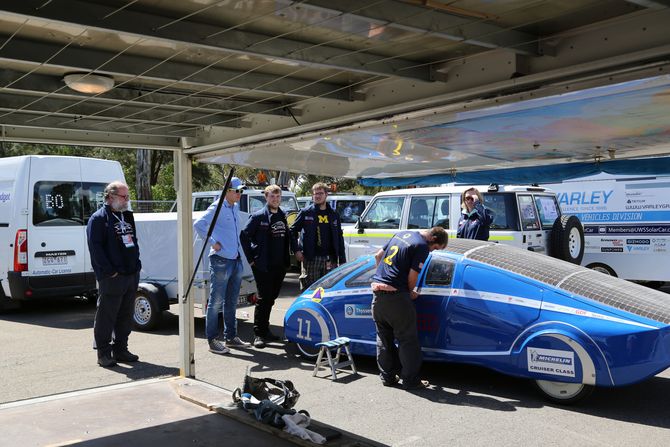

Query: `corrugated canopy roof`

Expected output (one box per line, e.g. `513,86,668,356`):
2,1,670,179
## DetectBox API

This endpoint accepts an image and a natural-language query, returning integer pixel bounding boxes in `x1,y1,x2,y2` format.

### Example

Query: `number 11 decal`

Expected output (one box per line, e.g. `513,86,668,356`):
296,317,312,341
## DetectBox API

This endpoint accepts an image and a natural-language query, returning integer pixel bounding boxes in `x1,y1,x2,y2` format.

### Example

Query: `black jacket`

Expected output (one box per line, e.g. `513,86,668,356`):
240,205,295,272
456,201,494,241
290,203,346,265
86,204,141,279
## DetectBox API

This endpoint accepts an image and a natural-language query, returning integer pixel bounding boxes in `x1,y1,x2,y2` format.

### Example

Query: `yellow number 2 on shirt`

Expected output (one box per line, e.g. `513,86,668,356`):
384,245,399,265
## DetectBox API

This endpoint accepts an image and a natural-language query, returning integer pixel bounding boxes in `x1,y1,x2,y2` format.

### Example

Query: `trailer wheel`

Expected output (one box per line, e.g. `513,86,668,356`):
133,289,162,331
550,215,584,264
534,380,594,405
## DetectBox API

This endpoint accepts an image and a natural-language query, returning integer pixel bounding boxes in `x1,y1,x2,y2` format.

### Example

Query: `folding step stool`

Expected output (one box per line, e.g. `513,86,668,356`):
312,337,357,380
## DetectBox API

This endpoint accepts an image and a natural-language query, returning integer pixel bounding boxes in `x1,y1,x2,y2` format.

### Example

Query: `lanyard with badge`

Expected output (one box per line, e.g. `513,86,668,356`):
112,212,135,248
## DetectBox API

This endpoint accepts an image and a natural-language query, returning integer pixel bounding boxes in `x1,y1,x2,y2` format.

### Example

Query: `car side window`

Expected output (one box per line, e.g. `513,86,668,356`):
534,195,560,228
518,194,540,230
194,197,215,212
345,266,376,288
424,257,455,287
408,197,434,229
361,196,404,229
432,196,449,229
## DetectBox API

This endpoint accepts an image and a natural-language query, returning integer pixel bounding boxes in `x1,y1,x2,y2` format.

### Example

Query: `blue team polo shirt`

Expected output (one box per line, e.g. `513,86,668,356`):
193,198,243,260
372,231,429,292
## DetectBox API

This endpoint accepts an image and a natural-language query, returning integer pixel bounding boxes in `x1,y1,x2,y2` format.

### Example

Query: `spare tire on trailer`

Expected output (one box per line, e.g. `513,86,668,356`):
550,215,584,264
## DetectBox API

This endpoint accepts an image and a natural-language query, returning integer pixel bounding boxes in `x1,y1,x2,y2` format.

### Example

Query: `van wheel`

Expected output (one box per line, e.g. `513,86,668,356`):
534,380,594,405
133,290,162,331
550,215,584,264
587,263,616,277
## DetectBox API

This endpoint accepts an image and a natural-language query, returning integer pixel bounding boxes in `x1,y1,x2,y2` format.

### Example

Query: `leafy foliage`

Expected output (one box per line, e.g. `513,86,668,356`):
0,142,385,200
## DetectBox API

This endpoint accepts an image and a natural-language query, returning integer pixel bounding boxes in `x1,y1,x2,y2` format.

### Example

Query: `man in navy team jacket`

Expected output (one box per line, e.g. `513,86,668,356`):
240,185,296,348
290,182,346,291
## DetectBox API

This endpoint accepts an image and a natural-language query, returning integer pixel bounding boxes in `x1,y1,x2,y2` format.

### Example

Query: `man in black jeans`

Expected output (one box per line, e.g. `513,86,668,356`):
240,185,294,348
371,227,447,390
86,181,142,367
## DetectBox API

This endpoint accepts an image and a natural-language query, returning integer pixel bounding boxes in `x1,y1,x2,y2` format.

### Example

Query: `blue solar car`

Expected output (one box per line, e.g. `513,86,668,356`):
284,239,670,404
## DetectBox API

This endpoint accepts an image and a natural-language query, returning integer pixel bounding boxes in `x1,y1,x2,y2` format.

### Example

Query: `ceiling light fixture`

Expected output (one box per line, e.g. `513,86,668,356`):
63,73,114,94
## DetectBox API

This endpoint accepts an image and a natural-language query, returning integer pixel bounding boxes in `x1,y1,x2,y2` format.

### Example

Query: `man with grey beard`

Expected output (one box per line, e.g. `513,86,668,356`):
86,181,142,367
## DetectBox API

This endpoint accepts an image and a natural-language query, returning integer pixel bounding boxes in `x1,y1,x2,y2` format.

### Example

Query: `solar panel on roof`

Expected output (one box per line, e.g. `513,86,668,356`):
443,238,670,324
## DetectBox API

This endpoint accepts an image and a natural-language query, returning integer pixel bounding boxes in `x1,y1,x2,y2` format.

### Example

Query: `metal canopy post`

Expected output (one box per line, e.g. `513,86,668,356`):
175,149,195,377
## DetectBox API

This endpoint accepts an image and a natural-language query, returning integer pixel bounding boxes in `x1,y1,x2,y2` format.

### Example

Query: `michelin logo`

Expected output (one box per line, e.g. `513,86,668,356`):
527,347,575,377
344,304,372,319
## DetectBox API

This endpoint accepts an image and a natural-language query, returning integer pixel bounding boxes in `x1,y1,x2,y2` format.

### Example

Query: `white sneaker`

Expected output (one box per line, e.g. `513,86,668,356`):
208,339,230,355
225,336,251,349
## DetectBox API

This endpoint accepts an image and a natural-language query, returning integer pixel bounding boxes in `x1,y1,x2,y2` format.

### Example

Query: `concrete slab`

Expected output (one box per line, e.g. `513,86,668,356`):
0,377,386,447
0,377,299,447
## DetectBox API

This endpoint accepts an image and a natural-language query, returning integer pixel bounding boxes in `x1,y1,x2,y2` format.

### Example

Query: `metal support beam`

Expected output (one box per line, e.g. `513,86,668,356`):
0,38,353,101
0,93,242,128
302,0,539,55
2,0,433,81
0,110,197,137
175,150,195,378
0,70,297,116
0,124,181,149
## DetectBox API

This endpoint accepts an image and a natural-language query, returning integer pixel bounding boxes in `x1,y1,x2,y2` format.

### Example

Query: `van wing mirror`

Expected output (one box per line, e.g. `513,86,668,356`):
357,217,365,234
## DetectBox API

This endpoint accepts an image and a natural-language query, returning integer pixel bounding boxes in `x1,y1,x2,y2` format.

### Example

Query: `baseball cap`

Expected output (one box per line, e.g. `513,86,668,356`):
229,177,246,190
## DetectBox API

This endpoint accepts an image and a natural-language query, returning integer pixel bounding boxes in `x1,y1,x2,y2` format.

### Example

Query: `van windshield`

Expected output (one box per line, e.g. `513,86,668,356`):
33,181,107,226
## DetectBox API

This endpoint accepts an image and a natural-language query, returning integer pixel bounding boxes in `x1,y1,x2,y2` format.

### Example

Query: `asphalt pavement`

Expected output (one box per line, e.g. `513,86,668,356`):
1,274,669,446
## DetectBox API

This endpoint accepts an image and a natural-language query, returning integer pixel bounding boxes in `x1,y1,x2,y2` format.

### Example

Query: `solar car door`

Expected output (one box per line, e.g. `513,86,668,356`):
445,264,542,352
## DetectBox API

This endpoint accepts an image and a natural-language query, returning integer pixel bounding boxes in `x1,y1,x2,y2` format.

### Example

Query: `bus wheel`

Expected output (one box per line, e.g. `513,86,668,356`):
587,263,616,277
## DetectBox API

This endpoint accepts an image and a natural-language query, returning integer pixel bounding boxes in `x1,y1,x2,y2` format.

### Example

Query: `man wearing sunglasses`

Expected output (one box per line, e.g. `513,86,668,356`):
456,187,493,241
87,181,142,367
194,177,251,355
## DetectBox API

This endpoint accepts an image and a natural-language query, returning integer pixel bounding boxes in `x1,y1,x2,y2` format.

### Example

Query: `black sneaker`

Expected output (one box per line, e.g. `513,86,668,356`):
264,331,281,342
114,350,139,362
253,336,266,349
98,354,117,368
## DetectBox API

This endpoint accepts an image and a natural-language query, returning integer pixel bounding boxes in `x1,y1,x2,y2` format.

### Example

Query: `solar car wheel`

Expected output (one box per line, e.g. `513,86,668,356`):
534,380,594,405
296,342,320,360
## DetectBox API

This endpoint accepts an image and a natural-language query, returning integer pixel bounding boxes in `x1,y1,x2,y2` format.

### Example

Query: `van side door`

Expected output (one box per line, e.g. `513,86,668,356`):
345,196,405,260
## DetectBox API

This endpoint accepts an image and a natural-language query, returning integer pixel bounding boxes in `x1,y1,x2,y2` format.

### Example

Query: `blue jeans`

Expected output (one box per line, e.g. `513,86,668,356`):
206,256,243,341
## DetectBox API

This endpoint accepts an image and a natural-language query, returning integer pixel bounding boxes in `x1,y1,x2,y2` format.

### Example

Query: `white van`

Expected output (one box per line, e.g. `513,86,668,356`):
546,174,670,283
0,155,125,310
344,184,583,264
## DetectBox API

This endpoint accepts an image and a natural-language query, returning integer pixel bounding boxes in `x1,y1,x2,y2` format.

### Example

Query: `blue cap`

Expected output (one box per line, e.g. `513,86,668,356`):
229,177,246,190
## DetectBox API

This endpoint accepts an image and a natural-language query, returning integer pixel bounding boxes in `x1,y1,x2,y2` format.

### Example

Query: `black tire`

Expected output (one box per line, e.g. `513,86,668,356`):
550,215,584,264
295,342,320,360
587,263,617,277
534,380,594,405
133,289,162,331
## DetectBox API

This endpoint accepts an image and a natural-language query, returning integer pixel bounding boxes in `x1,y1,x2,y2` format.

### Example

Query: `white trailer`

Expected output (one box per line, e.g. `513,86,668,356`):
546,174,670,285
133,211,256,330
